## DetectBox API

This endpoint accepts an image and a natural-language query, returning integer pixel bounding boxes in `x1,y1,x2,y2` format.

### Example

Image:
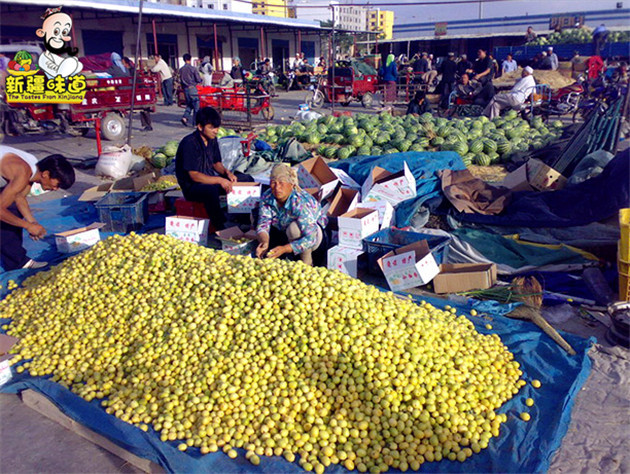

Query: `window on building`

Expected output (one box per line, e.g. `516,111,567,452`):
223,3,228,8
208,3,214,7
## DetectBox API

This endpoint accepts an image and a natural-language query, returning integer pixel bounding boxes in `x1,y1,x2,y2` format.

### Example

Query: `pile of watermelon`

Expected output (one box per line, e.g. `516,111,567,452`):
256,111,565,167
528,28,630,46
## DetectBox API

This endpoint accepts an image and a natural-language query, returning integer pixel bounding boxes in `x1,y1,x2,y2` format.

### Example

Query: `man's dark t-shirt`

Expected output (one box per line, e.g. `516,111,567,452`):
413,58,429,74
457,60,472,76
440,59,458,83
473,56,494,82
175,130,222,194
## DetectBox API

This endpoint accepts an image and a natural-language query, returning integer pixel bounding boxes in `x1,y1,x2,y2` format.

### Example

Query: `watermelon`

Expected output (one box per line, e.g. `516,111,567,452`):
469,139,484,154
316,145,327,156
552,120,564,129
336,147,352,160
399,140,412,152
324,147,337,159
474,153,492,166
504,110,519,121
453,142,469,156
370,146,383,155
357,146,371,156
482,139,498,154
415,137,430,148
409,143,424,152
496,141,512,155
151,152,168,169
430,137,445,147
306,133,321,145
384,148,399,155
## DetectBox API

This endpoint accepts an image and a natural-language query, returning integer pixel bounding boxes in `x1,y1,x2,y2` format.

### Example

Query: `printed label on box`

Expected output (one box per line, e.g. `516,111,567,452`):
327,245,364,278
55,223,104,254
338,208,380,250
165,216,210,245
0,360,11,387
359,200,395,229
227,184,262,214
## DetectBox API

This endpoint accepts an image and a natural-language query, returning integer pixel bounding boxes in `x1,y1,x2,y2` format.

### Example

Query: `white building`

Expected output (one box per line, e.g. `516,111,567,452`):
334,4,367,31
193,0,252,14
289,0,333,25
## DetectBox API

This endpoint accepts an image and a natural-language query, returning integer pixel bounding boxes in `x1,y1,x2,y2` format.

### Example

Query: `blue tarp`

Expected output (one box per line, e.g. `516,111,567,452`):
1,294,593,474
329,151,467,228
0,189,594,473
449,151,630,229
0,195,164,281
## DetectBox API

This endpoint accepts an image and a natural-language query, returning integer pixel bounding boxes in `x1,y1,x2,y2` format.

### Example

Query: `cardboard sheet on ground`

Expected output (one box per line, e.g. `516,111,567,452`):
449,152,629,229
329,151,467,228
0,292,593,474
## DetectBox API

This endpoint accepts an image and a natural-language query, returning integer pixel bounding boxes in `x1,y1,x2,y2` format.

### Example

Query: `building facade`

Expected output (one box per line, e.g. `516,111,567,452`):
194,0,253,14
251,0,289,17
334,5,368,32
368,9,394,39
289,0,332,24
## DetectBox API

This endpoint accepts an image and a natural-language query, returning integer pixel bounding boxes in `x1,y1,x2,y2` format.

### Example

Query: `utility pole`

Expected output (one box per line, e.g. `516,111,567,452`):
127,0,144,145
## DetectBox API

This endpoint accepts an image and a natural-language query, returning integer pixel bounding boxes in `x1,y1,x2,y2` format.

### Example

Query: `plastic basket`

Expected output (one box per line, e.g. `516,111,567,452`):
95,192,149,233
620,208,630,261
363,228,451,274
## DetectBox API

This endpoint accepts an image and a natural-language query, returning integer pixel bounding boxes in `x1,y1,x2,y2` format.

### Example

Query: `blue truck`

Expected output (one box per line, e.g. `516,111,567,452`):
494,42,630,62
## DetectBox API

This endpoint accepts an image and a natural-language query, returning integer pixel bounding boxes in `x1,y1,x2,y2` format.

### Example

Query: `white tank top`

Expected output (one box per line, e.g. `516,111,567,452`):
0,145,39,188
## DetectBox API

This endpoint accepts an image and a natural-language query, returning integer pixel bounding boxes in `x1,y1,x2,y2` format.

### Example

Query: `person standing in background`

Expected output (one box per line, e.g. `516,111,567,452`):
525,26,537,43
502,54,518,75
151,54,174,106
548,47,559,71
457,54,472,77
379,54,398,103
438,52,457,109
122,57,153,132
592,24,609,56
180,53,202,127
200,56,213,86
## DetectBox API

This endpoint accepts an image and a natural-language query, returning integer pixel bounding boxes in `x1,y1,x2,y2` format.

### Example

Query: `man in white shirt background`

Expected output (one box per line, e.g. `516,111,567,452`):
548,47,559,71
150,54,174,106
502,54,518,75
483,66,536,119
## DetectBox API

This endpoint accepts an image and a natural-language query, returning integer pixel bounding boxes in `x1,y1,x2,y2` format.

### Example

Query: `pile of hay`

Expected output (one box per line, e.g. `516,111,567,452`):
495,68,575,90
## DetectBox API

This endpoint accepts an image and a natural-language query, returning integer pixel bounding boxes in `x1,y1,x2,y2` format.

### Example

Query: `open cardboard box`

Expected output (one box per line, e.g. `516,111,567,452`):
327,187,360,230
363,162,417,205
358,200,395,230
227,183,262,214
337,207,380,250
215,226,258,256
55,223,105,254
79,172,177,201
295,157,339,200
327,245,366,278
378,240,439,291
432,263,497,294
502,159,567,192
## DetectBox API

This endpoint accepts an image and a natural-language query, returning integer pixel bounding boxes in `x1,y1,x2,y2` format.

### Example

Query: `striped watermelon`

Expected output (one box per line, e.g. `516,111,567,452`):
474,153,492,166
469,139,484,154
431,137,445,147
482,139,498,154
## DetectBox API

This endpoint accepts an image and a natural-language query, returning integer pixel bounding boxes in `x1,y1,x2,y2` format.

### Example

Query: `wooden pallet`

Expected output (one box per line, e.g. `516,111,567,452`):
21,389,164,474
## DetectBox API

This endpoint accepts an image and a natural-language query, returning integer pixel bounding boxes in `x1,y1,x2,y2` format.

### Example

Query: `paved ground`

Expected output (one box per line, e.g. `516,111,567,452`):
1,89,628,473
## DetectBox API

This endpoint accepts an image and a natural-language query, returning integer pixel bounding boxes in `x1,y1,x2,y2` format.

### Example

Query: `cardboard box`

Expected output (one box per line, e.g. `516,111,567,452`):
357,200,395,230
0,334,18,387
295,157,339,201
502,159,566,192
78,172,178,201
327,188,360,218
331,168,361,190
432,263,497,294
215,226,258,256
55,223,105,254
327,245,366,278
337,208,380,250
227,183,262,214
363,162,417,205
378,240,439,291
165,216,210,245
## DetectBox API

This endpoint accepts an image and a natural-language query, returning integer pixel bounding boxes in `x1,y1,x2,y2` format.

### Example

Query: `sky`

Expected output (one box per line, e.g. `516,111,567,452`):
322,0,627,25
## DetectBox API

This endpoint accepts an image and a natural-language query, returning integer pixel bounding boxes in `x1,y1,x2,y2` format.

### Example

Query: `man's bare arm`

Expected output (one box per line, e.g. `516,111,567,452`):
14,185,36,224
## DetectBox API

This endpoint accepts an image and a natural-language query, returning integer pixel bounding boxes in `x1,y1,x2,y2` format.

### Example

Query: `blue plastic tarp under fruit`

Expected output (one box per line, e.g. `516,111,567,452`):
0,195,164,280
1,293,593,474
329,151,467,228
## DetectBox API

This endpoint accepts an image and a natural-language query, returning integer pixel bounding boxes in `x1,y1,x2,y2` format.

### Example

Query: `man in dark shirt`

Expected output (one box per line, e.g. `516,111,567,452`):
180,53,202,127
457,54,472,77
439,52,458,108
472,49,494,85
406,90,431,115
175,107,253,230
413,52,429,74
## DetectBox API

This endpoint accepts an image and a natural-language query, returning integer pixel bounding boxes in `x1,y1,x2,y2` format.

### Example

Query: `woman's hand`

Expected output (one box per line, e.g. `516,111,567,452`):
255,241,269,258
226,170,238,183
266,244,292,259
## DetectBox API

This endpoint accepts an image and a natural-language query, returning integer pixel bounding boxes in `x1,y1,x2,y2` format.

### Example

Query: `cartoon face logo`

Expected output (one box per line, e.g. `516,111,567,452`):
35,6,83,79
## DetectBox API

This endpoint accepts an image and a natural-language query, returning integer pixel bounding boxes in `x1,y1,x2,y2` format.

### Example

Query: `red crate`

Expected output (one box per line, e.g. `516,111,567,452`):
175,198,209,219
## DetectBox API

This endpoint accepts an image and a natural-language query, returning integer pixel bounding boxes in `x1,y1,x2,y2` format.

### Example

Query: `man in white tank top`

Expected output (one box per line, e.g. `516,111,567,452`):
0,146,75,271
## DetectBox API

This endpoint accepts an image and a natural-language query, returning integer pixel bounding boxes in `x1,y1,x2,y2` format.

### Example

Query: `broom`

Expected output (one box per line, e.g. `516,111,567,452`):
506,276,577,356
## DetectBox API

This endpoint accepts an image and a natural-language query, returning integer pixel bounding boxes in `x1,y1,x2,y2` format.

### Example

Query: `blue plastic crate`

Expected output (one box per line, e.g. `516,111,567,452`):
95,192,149,233
364,228,450,274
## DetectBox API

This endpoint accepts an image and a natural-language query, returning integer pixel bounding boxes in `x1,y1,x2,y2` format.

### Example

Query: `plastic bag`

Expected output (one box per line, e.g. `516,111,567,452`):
567,150,614,185
218,137,248,172
296,110,322,122
95,144,132,179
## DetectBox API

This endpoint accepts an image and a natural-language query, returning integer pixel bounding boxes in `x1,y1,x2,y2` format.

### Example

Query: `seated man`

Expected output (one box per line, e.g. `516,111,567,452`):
175,107,253,231
255,163,327,266
483,66,536,120
406,90,431,115
0,147,75,270
456,73,496,108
